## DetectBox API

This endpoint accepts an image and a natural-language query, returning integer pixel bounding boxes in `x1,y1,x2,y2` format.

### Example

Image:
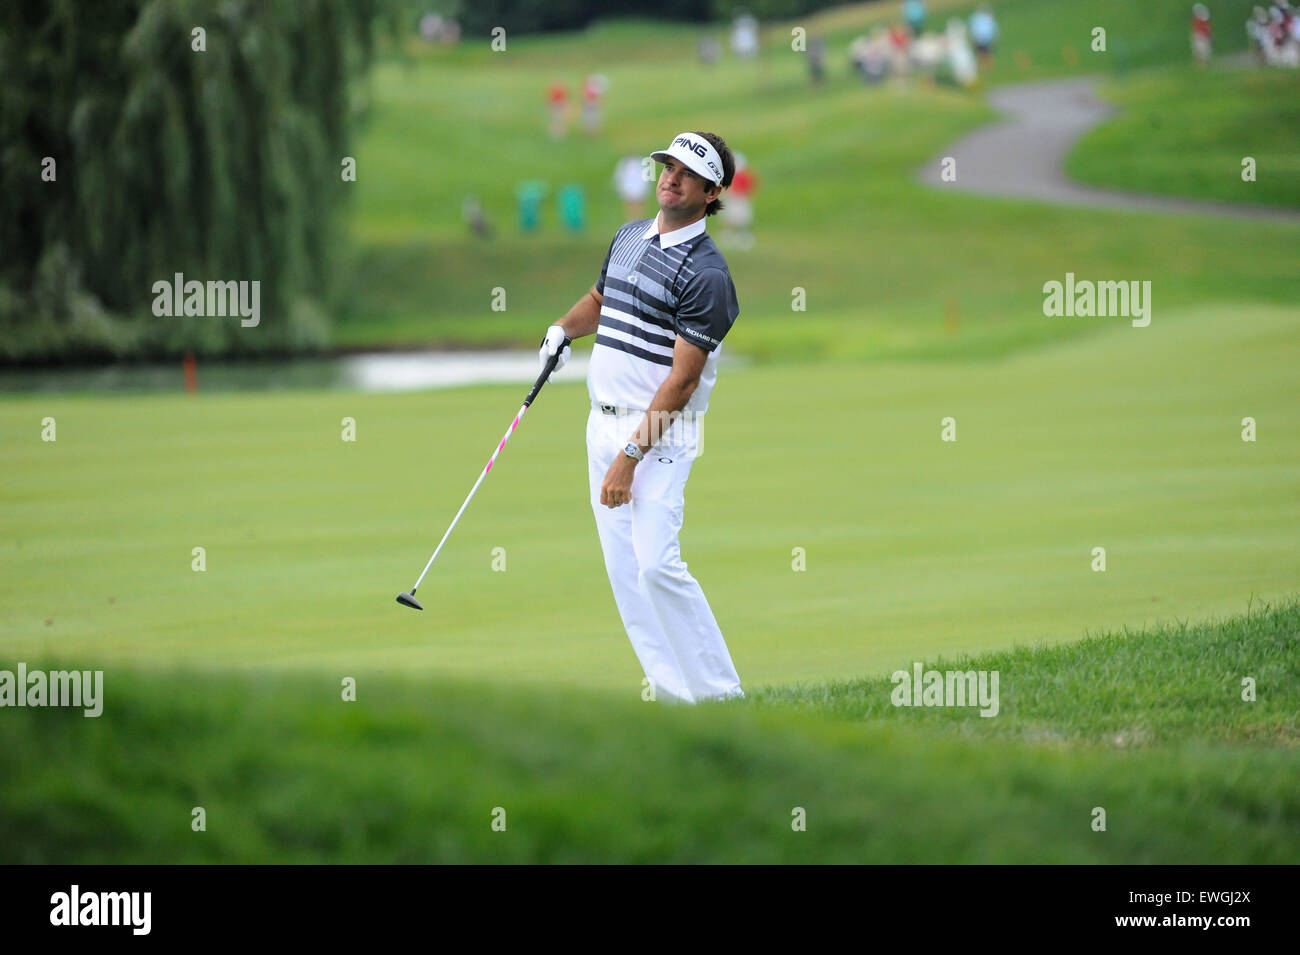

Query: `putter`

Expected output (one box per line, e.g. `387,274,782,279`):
396,338,571,611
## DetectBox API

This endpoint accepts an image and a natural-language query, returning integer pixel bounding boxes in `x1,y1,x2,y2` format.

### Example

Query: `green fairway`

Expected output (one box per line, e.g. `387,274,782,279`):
3,301,1295,692
2,599,1295,864
1068,64,1300,210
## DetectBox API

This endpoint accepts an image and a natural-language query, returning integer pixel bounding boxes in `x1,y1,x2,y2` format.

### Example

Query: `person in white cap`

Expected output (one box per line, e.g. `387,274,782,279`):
1190,4,1213,66
539,131,744,704
613,155,650,222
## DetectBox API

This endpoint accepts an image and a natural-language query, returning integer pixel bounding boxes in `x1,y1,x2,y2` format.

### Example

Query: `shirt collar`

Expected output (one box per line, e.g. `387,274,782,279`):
640,212,707,249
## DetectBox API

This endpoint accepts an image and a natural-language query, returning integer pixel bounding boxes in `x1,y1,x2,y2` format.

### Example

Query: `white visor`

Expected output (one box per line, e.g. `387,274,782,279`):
649,132,725,186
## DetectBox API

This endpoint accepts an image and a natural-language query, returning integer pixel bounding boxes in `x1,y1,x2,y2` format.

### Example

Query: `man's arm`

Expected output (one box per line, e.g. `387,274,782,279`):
599,338,706,508
627,338,707,456
556,285,603,340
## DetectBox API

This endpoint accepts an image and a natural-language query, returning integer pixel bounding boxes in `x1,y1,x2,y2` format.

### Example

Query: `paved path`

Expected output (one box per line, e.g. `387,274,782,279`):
917,76,1300,223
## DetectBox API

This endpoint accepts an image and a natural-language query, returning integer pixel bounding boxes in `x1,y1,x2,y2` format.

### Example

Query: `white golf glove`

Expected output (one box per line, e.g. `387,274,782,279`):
539,324,571,373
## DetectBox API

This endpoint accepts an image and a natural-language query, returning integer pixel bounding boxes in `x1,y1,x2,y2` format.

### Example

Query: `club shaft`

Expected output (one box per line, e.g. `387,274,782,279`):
411,402,530,593
406,342,568,596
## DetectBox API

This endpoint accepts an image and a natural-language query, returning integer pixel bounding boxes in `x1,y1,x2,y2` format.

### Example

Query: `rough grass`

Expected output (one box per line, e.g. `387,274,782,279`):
755,597,1300,748
1,597,1296,863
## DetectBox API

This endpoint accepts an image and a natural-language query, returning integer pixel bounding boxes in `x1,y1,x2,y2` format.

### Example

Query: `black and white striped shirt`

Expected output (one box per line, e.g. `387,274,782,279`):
589,213,739,414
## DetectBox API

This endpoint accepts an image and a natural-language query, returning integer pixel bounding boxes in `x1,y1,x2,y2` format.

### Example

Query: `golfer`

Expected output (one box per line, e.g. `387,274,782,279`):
540,131,744,704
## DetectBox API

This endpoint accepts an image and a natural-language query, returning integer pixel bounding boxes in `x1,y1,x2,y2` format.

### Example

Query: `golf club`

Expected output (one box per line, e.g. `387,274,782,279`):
396,337,572,610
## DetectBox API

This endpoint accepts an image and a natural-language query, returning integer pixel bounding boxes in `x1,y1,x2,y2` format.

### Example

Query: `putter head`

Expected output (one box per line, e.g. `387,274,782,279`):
396,592,424,611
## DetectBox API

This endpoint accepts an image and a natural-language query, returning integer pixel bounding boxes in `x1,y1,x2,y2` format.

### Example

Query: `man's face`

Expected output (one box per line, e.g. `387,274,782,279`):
657,157,719,216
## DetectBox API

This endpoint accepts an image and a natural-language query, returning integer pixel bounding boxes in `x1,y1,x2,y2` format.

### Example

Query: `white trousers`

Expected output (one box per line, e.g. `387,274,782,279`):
586,407,743,704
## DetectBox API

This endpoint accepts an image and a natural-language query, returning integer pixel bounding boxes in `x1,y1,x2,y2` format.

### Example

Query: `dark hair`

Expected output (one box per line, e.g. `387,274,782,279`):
693,131,735,217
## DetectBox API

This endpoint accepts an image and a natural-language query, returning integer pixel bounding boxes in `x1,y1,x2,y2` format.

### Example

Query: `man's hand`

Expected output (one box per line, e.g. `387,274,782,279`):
600,454,637,508
539,324,572,373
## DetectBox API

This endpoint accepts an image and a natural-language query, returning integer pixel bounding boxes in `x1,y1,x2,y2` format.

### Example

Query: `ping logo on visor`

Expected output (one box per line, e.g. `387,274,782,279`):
674,135,707,156
652,132,726,186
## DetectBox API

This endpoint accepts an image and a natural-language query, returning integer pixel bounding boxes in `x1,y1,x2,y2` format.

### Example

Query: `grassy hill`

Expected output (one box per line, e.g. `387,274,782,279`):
336,0,1298,353
1069,65,1300,209
2,598,1295,863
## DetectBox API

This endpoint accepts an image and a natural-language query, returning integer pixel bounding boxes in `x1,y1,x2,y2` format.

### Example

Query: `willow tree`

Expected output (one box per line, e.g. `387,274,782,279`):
0,0,383,362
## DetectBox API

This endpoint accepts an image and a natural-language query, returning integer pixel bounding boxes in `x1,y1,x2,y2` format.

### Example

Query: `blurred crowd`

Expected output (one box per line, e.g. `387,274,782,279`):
1195,2,1300,68
846,2,998,88
545,74,610,140
456,2,1010,245
1244,2,1300,67
417,12,461,46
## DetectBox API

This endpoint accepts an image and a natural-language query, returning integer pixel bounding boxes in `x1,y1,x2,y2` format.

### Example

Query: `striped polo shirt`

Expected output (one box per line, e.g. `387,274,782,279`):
589,212,739,415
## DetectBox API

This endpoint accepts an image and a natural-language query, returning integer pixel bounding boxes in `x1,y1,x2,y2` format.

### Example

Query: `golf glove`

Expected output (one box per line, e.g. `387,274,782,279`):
539,324,571,373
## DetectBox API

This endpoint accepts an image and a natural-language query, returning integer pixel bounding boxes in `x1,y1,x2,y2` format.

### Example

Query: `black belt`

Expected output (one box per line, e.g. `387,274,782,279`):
593,401,644,416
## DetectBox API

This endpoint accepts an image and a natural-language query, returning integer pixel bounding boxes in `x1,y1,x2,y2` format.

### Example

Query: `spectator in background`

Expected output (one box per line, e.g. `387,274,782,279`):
850,28,890,84
1248,6,1270,62
904,0,927,38
720,152,758,250
462,195,493,239
809,35,827,84
419,13,441,43
947,19,979,87
581,74,608,136
1267,6,1287,64
969,4,999,68
516,181,547,233
547,82,570,140
909,27,948,74
558,184,586,232
698,35,721,67
419,13,460,46
731,13,759,60
614,155,650,221
1191,4,1213,66
888,22,911,81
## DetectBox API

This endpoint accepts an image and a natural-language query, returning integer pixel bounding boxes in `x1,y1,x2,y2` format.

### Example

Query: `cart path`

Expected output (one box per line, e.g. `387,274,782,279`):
917,76,1300,224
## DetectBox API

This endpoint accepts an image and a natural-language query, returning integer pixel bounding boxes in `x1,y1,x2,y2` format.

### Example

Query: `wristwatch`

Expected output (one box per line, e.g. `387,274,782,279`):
623,442,645,462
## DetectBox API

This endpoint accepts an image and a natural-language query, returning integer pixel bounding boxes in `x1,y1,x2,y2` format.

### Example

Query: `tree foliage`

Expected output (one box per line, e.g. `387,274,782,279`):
0,0,383,363
445,0,862,36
